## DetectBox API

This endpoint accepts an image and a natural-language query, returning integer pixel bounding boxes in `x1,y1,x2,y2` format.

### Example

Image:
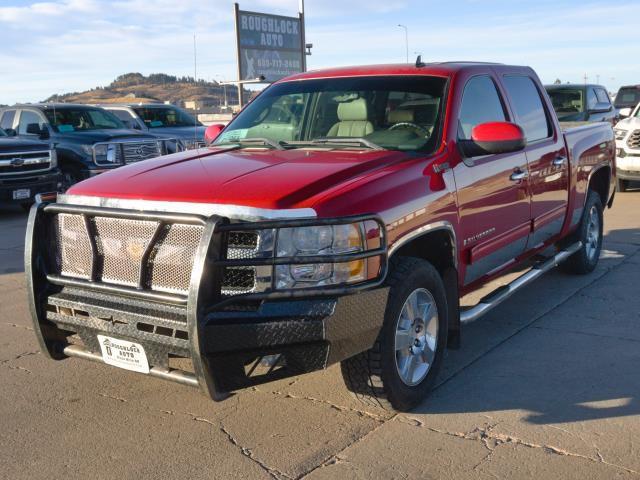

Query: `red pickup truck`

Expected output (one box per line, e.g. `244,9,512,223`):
26,62,615,411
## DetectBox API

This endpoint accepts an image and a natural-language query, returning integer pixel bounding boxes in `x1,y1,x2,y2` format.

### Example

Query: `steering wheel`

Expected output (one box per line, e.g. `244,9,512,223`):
388,122,429,137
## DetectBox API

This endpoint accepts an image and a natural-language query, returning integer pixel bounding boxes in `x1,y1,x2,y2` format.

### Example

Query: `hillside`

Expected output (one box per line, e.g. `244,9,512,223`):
43,73,242,108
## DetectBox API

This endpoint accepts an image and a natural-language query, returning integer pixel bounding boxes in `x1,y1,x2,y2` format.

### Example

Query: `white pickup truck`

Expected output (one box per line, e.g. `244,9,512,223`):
613,103,640,191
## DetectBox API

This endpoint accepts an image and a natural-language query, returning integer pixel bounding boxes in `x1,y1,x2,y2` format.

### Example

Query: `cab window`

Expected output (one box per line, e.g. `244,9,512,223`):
503,76,551,142
18,110,45,135
458,75,506,140
0,110,16,130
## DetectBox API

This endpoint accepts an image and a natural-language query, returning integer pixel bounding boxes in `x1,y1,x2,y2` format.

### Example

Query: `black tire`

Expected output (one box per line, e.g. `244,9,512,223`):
560,190,603,275
340,257,448,411
616,178,628,193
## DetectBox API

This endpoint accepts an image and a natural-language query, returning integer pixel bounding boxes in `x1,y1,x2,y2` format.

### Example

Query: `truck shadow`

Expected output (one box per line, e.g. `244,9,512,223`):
413,227,640,425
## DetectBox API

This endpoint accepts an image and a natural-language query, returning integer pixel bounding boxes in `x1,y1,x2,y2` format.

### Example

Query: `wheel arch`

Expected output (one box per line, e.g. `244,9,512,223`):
587,165,612,208
388,222,460,349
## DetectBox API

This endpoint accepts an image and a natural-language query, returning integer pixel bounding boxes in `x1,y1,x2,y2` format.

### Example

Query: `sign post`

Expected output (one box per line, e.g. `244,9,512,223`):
234,3,306,107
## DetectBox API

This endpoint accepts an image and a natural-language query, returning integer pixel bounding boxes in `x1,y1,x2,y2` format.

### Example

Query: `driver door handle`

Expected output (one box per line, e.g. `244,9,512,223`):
552,156,566,166
510,169,529,181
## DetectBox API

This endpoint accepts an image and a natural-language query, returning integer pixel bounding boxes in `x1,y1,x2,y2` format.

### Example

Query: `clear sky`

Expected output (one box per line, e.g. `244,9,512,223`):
0,0,638,105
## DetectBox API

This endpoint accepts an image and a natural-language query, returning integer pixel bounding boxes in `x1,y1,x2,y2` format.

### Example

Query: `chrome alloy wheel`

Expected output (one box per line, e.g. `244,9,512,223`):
394,288,439,386
585,205,601,261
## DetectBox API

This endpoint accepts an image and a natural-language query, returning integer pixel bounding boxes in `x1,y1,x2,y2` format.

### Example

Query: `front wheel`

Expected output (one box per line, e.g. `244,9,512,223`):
560,190,603,274
340,257,448,411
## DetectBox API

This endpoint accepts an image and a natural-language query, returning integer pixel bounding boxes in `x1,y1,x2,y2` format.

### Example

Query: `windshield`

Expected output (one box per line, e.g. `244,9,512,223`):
614,87,640,108
133,106,201,128
546,88,584,117
44,108,125,132
214,76,447,152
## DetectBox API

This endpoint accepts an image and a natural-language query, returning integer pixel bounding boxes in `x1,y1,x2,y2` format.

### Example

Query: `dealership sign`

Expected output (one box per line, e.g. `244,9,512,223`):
234,4,305,82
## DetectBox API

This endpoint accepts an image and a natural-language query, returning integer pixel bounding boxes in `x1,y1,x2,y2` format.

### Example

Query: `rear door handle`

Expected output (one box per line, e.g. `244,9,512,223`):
510,169,529,181
552,156,566,167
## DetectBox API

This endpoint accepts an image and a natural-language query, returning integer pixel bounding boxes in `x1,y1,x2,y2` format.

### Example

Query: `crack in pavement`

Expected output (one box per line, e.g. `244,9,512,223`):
253,386,390,422
0,350,39,364
219,423,293,480
395,417,640,476
532,325,640,343
98,393,127,402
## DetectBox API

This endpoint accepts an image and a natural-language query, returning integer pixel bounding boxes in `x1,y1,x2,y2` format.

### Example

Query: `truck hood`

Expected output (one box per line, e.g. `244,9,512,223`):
615,116,640,130
0,137,50,152
67,147,413,210
53,129,158,143
147,126,206,140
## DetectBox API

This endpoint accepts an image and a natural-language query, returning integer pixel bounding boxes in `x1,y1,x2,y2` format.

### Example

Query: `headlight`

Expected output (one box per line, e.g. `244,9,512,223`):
49,149,57,168
93,143,120,164
614,129,627,140
272,221,383,289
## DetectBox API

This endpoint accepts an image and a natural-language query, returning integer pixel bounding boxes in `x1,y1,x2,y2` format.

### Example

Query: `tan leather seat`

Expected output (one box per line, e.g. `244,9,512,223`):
327,98,374,137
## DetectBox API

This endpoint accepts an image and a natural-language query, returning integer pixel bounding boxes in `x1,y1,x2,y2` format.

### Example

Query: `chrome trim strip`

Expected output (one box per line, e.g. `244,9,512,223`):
0,150,51,157
57,194,318,221
388,220,457,267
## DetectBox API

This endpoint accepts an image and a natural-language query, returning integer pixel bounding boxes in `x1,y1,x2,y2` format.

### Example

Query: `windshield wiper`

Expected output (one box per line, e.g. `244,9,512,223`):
307,137,384,150
217,138,285,150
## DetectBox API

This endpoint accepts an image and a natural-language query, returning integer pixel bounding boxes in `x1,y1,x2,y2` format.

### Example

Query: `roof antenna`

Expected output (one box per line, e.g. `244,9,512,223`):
193,33,198,147
415,55,426,68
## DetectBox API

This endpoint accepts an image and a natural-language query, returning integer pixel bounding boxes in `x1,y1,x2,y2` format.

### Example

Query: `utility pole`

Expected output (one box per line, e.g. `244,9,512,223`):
398,24,408,63
583,73,588,85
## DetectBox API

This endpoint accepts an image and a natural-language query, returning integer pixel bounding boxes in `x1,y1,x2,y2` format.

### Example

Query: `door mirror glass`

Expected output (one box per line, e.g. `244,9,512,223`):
4,128,16,137
460,121,526,157
204,124,225,145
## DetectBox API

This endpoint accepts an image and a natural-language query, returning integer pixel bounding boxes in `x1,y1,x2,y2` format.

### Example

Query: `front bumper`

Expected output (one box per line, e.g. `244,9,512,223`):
0,170,61,203
25,202,388,399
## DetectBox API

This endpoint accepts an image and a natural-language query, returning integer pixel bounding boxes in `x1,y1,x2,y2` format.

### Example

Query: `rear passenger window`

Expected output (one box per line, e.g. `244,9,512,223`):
458,76,506,140
1,110,15,130
595,88,611,105
503,76,551,142
110,110,135,122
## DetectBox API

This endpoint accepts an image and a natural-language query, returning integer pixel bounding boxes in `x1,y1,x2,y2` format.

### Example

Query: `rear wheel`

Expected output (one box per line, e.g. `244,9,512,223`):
616,178,628,193
560,190,603,274
340,257,448,411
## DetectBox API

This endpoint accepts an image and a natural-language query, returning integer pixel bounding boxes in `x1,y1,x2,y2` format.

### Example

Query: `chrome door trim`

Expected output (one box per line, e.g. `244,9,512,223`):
57,194,318,221
389,220,458,267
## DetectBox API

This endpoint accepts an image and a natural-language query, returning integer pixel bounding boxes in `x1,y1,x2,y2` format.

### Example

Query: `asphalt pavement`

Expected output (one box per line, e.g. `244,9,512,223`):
1,188,639,480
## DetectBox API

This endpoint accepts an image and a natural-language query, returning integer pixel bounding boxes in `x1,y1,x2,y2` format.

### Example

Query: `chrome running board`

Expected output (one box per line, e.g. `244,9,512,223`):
62,344,199,387
460,242,582,324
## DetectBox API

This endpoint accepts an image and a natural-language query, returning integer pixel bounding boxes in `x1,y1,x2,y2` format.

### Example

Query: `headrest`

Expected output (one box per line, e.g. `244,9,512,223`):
388,109,414,123
337,98,368,121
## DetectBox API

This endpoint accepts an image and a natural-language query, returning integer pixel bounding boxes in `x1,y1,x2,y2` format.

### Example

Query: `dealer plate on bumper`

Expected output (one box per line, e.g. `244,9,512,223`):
97,335,150,373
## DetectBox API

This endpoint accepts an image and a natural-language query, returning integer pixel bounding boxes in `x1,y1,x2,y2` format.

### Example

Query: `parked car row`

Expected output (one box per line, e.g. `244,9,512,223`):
0,102,205,207
544,83,640,192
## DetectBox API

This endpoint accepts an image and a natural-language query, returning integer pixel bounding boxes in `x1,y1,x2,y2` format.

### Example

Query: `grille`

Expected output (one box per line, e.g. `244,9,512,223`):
627,130,640,149
122,142,161,163
53,214,262,298
54,214,204,295
0,150,51,175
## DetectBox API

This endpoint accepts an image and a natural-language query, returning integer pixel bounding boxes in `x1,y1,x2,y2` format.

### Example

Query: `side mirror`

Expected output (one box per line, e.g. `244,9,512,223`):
460,121,526,157
204,124,225,145
589,103,613,114
26,123,42,135
4,128,16,137
618,107,632,118
26,123,50,139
